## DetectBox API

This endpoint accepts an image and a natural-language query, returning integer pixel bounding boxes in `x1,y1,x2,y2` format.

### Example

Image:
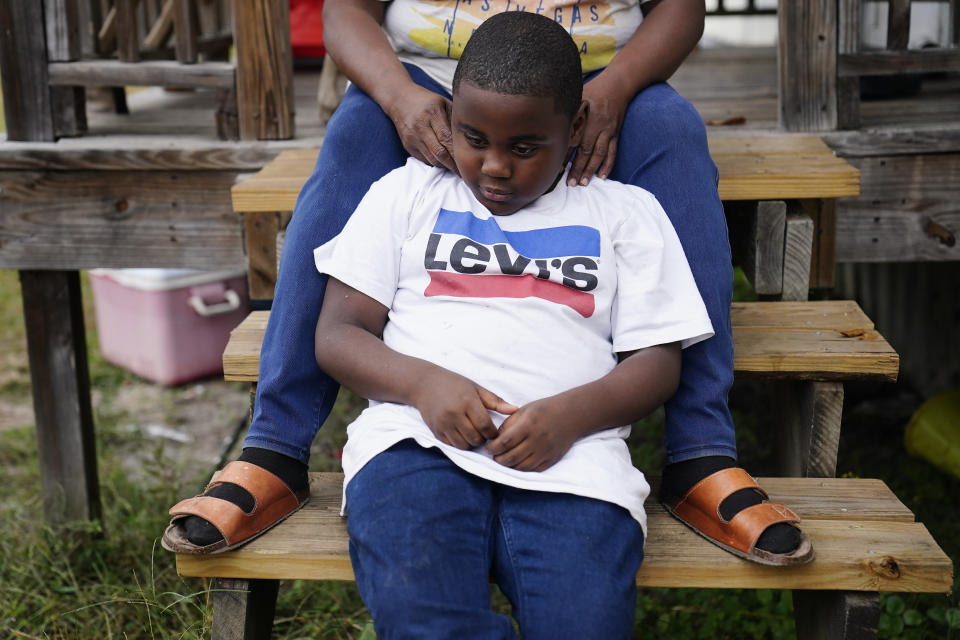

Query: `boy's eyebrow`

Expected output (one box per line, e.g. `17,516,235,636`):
457,122,548,142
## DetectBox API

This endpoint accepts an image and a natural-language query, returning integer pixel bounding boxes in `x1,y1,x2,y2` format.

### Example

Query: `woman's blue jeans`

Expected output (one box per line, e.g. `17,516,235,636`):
243,63,736,466
345,440,645,638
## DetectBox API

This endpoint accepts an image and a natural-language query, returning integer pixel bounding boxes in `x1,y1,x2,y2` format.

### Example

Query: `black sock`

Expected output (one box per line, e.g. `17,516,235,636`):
182,447,309,547
661,456,801,554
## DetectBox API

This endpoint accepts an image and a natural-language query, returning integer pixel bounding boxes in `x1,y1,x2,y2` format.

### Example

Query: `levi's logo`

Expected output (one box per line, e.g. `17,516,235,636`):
422,209,600,317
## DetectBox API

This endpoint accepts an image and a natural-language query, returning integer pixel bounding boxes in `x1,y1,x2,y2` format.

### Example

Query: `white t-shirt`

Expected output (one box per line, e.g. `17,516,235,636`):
381,0,651,93
314,158,713,535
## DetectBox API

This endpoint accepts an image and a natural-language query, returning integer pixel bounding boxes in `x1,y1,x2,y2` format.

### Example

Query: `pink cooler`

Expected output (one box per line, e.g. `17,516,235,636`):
89,268,249,386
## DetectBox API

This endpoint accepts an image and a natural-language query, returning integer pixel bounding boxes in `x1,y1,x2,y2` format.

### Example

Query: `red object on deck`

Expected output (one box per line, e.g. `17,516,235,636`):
290,0,325,59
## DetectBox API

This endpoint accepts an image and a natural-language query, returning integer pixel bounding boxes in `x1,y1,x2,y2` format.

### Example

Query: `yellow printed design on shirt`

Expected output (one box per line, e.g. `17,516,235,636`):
399,0,629,72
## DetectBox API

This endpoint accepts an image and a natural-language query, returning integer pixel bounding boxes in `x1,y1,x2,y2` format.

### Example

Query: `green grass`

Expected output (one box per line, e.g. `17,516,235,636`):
1,268,958,638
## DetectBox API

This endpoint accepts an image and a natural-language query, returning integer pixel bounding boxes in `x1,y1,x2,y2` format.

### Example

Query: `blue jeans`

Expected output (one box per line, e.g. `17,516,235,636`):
243,63,736,465
345,440,645,638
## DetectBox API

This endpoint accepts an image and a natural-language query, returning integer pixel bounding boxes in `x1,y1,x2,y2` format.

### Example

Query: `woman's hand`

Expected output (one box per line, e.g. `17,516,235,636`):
385,85,459,175
567,77,631,187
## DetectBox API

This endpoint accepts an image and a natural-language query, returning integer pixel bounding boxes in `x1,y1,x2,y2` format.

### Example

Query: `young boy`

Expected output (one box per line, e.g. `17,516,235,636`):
311,12,723,636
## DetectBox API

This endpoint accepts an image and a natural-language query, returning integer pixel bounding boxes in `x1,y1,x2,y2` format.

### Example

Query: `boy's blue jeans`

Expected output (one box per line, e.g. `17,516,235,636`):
345,440,645,638
243,63,736,466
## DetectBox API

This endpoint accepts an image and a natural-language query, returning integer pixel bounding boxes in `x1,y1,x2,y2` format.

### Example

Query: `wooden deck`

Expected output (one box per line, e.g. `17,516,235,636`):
2,46,957,272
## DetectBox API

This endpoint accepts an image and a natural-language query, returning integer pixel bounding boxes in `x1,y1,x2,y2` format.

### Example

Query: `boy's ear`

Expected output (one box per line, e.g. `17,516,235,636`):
568,100,589,146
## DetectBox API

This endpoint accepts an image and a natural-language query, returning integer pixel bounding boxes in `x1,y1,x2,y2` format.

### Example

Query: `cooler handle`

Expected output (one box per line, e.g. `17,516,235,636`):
188,289,241,317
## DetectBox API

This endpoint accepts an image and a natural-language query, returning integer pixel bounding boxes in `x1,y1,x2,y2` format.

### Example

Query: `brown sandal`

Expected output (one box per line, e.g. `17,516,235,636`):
662,467,815,566
161,461,309,555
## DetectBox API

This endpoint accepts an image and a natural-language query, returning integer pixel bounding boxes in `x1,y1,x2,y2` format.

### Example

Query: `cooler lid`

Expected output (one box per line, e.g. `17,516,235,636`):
90,267,248,292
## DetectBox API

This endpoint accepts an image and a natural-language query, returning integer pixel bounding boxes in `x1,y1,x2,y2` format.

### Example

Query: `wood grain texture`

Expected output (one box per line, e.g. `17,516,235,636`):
231,138,861,213
222,302,900,383
839,49,960,76
172,0,199,63
782,209,814,301
234,0,294,140
0,0,55,141
0,170,245,269
176,475,952,593
20,270,100,524
726,200,786,296
49,59,235,88
211,578,278,640
835,153,960,262
44,0,83,61
778,0,838,131
244,212,284,300
115,0,141,62
774,380,844,478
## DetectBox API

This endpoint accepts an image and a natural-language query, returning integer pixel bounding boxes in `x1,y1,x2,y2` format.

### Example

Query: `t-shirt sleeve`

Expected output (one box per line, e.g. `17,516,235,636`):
313,160,429,309
610,191,715,352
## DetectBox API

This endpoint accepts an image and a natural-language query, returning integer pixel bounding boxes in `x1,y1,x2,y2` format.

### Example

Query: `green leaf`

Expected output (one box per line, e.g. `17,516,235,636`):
945,608,960,629
357,621,378,640
885,595,906,615
902,609,923,626
928,607,946,624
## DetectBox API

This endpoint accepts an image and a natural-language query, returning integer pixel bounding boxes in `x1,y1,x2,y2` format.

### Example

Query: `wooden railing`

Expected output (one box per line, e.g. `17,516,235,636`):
0,0,294,142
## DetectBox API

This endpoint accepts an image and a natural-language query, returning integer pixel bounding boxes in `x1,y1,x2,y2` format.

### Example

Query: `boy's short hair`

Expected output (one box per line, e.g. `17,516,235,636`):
452,12,582,120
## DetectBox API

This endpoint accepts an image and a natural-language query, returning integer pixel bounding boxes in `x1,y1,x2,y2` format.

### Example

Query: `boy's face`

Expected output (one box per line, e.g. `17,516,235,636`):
451,82,586,216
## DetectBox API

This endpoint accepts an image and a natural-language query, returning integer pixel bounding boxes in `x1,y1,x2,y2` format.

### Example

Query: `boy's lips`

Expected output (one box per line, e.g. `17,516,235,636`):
480,186,511,202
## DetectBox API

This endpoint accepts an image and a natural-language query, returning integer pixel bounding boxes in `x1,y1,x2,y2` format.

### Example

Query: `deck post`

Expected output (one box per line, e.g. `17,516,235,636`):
779,0,838,131
212,578,279,640
794,591,881,640
0,0,56,141
233,0,295,140
19,270,101,524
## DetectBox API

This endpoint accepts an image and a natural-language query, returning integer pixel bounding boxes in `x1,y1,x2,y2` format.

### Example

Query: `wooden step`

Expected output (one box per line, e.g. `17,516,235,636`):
222,300,899,383
175,475,952,593
230,136,861,213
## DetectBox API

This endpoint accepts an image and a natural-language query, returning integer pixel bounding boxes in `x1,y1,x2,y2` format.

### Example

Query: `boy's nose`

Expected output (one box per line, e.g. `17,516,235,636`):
481,150,511,178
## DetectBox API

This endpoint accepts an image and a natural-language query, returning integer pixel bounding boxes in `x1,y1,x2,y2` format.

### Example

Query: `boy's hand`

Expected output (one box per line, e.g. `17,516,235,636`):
485,398,580,472
413,369,517,450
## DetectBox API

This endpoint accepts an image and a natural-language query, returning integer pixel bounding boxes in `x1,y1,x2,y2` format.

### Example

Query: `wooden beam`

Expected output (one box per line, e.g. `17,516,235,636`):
726,200,786,296
774,380,844,478
794,591,880,640
0,0,55,141
173,0,199,63
244,211,286,301
782,206,814,301
233,0,295,140
211,578,278,640
44,0,83,61
51,86,88,138
115,0,141,62
838,49,960,76
19,270,101,524
144,0,175,50
887,0,912,50
805,198,838,289
0,170,245,270
48,59,235,88
836,0,862,130
778,0,838,131
97,6,117,55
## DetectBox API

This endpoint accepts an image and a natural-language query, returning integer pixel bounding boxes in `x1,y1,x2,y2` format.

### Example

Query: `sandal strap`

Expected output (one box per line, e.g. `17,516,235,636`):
672,467,798,555
169,461,302,546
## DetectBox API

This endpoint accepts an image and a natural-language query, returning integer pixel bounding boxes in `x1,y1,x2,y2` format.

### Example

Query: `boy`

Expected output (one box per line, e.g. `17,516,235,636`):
311,13,804,636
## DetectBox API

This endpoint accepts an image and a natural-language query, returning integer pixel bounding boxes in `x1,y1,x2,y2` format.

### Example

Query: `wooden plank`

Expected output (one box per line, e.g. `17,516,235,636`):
0,170,245,269
231,144,861,213
51,86,88,138
726,200,786,296
216,85,241,141
244,212,284,301
97,6,117,54
887,0,913,50
177,475,953,593
144,0,175,50
836,0,862,130
234,0,294,139
78,0,103,57
223,303,900,382
778,0,837,131
49,59,235,89
211,578,278,640
806,198,838,289
822,125,960,157
115,0,141,62
774,380,844,478
835,153,960,262
172,0,199,63
782,208,814,301
0,0,55,141
44,0,83,61
839,49,960,76
20,270,101,524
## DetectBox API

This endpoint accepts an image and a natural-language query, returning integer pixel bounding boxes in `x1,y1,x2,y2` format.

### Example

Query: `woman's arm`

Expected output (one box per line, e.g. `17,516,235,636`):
567,0,705,186
322,0,457,172
315,277,515,448
486,343,681,471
